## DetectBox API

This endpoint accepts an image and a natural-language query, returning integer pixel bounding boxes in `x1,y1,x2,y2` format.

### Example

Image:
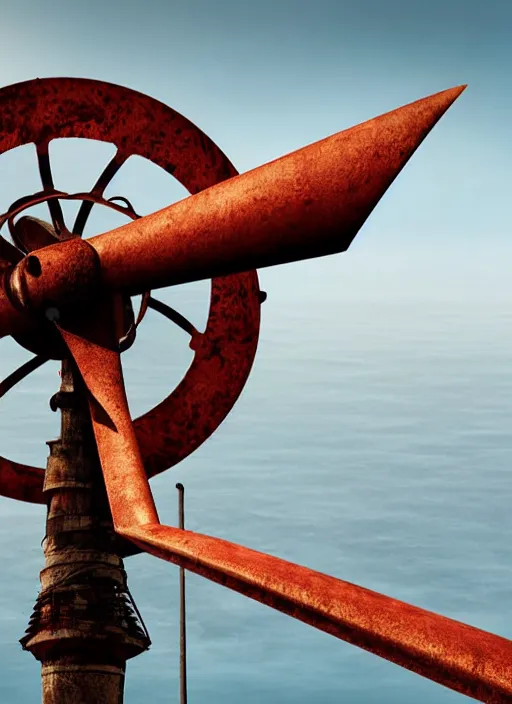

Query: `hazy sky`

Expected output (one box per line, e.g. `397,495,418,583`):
0,0,510,304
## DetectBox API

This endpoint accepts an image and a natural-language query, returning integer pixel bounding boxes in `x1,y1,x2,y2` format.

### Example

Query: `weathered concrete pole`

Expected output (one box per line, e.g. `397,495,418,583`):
21,357,150,703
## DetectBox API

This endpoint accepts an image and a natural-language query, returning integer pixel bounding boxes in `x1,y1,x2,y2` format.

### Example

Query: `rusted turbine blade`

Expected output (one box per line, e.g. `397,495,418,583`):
56,297,512,703
89,85,466,295
0,86,465,335
56,300,159,530
121,522,512,703
12,216,59,253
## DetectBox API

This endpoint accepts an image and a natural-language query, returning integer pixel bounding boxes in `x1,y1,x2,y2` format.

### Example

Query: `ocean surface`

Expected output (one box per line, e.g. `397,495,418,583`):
0,276,511,703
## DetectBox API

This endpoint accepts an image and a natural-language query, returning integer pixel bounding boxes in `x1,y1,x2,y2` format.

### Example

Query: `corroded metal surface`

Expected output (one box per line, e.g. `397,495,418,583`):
12,216,60,253
0,77,234,189
1,78,498,701
2,85,466,305
123,523,512,703
0,455,44,503
8,237,101,314
38,665,126,704
89,86,467,292
135,271,260,477
59,295,512,703
0,82,463,499
57,302,160,530
0,77,260,501
0,266,259,501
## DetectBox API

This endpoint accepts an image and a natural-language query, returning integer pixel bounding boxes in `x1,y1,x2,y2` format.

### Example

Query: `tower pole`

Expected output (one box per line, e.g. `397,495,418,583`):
21,357,150,703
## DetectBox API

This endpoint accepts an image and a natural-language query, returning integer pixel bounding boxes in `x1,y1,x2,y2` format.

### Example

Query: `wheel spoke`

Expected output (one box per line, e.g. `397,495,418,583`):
135,291,151,326
36,142,68,238
0,355,48,399
72,151,128,236
106,196,139,219
147,297,199,337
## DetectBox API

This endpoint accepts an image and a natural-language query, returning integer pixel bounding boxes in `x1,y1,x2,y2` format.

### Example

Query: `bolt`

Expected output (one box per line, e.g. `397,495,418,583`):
45,307,60,322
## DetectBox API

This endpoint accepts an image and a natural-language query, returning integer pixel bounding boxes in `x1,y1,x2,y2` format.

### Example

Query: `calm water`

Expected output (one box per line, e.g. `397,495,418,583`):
0,286,511,703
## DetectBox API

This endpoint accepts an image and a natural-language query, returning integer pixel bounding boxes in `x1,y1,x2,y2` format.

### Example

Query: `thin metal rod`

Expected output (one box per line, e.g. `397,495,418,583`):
72,150,128,236
176,483,187,704
35,142,68,238
148,297,198,337
0,354,48,399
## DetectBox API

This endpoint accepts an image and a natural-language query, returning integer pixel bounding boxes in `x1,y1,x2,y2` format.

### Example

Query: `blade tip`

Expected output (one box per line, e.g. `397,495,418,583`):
437,83,468,107
448,83,468,97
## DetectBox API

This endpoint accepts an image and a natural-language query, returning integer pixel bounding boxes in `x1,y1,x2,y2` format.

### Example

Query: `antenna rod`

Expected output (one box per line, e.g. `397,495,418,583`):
176,483,188,704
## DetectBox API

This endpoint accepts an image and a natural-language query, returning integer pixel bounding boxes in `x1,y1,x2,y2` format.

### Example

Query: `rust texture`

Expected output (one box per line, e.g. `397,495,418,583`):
20,358,150,704
7,238,101,315
88,86,467,293
57,303,160,531
123,523,512,704
0,77,504,703
0,272,30,340
0,85,466,311
0,81,463,503
0,77,260,503
61,288,512,703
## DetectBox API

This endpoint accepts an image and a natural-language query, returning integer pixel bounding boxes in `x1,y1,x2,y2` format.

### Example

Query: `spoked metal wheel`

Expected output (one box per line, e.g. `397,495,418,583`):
0,78,261,511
